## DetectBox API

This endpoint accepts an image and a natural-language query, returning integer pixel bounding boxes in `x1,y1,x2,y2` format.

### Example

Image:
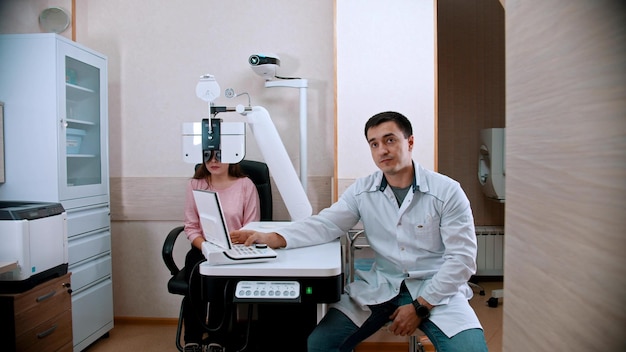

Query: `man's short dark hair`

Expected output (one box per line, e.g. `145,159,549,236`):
364,111,413,139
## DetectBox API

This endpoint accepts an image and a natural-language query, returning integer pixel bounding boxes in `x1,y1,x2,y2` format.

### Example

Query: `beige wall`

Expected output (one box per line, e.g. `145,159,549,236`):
0,0,73,40
74,0,335,180
76,0,335,319
505,1,625,350
1,0,335,318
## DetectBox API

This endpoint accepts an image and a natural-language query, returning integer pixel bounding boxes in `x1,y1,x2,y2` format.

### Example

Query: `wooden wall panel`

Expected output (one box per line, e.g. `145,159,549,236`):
504,1,626,350
437,0,505,226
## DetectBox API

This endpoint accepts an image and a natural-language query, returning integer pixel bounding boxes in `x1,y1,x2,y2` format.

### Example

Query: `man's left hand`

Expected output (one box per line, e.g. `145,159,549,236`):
388,304,420,336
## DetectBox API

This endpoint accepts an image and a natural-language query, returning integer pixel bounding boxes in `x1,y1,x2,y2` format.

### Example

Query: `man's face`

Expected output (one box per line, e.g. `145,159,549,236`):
366,121,414,175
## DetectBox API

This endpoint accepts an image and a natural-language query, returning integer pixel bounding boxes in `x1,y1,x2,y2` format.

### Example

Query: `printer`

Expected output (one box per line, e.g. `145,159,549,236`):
0,201,68,293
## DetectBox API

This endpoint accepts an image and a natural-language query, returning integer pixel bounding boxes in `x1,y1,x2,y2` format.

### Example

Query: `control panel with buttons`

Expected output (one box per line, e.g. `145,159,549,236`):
234,280,301,302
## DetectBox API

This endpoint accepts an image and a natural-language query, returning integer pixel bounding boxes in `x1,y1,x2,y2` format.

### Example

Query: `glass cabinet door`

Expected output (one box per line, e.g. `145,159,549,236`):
59,42,108,200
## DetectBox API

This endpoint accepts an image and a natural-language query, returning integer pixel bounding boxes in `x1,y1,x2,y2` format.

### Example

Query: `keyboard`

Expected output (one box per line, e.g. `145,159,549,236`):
202,241,277,265
225,244,277,260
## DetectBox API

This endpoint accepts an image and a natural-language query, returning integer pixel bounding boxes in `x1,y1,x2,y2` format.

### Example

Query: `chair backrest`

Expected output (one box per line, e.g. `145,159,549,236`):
195,160,273,221
239,160,273,221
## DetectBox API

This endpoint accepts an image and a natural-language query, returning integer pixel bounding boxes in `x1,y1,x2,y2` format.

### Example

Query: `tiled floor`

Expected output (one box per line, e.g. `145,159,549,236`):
84,280,503,352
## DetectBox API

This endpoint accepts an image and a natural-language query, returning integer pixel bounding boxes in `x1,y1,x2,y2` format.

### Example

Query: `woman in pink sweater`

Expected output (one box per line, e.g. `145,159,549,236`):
182,152,260,352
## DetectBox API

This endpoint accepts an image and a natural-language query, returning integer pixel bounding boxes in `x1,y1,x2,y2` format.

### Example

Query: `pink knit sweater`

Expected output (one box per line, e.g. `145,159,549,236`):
183,177,260,244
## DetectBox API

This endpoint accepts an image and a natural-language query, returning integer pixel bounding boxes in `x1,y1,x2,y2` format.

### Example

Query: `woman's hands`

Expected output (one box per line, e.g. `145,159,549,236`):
230,230,287,249
192,236,205,251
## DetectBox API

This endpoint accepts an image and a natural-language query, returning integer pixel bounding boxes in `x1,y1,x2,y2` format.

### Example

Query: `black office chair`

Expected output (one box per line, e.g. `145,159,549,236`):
162,160,273,351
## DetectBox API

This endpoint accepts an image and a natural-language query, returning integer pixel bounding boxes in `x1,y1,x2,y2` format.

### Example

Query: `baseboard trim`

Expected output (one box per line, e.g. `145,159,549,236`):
114,316,178,325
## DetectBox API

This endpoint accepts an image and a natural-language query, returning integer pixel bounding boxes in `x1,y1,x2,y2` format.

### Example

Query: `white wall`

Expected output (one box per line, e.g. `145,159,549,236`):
336,0,435,185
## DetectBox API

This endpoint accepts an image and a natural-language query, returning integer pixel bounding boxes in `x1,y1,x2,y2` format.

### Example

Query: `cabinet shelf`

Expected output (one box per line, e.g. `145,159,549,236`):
66,118,96,126
0,261,18,275
66,83,96,102
67,154,97,158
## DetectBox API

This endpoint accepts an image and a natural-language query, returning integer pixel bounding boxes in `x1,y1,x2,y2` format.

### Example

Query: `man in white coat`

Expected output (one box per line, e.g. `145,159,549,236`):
232,111,488,352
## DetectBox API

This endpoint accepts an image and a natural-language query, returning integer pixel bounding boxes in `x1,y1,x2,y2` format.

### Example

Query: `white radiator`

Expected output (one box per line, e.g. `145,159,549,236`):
475,226,504,276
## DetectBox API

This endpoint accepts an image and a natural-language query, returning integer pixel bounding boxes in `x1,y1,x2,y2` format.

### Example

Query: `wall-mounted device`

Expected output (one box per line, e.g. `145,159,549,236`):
39,7,71,34
478,128,505,202
248,54,309,190
249,53,280,80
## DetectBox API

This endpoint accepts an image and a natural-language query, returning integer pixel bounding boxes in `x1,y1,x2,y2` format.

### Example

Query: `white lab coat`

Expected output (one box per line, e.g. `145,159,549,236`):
278,162,483,338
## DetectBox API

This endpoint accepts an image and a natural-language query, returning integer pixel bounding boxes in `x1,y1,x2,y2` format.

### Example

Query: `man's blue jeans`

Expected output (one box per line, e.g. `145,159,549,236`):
308,286,488,352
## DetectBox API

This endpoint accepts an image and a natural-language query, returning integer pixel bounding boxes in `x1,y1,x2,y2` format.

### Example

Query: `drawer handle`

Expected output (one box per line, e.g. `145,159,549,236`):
36,290,56,302
37,324,58,339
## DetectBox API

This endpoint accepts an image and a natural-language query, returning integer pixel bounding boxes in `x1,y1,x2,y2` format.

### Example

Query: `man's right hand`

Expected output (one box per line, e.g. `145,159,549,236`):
388,304,420,336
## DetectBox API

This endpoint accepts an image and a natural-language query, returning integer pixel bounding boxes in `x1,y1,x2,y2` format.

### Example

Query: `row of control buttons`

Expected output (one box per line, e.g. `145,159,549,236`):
234,281,300,299
238,289,297,297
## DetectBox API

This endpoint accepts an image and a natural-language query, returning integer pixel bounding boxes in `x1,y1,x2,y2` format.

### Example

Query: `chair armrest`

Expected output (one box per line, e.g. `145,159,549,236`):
162,225,185,276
